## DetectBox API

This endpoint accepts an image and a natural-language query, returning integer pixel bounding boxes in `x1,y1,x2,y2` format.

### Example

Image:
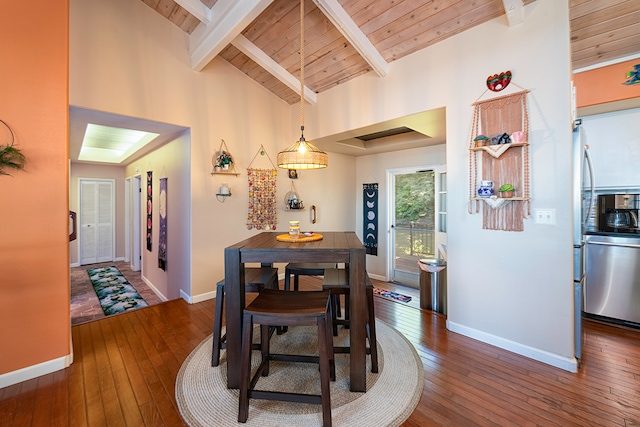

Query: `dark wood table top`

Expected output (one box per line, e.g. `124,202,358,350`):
227,231,362,262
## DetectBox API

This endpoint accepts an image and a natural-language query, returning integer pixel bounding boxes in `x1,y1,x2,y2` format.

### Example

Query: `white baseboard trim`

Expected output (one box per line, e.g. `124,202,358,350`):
70,262,80,268
140,275,168,302
0,354,72,389
182,288,217,304
446,320,579,373
367,272,387,282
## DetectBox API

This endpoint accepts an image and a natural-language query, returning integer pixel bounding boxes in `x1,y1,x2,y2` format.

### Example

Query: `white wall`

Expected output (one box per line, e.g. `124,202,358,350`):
70,0,578,371
307,0,576,371
581,107,640,189
69,0,355,301
124,132,191,300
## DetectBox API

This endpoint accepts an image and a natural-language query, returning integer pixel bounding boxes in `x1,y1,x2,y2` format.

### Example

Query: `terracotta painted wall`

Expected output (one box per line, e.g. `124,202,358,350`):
574,58,640,108
0,0,70,378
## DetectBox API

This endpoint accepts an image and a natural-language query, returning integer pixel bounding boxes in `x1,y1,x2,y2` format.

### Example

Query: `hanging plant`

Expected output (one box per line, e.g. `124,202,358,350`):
0,119,26,176
216,150,233,167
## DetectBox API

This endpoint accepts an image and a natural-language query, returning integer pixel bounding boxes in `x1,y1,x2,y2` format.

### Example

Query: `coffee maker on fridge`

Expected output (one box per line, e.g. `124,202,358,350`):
597,194,639,233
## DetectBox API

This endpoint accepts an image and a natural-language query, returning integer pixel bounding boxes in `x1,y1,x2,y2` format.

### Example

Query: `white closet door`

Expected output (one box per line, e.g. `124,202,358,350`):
80,179,114,265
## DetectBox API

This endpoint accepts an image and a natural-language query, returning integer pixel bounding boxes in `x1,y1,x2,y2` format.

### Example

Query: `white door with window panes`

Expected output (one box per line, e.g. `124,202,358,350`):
389,167,446,288
79,179,115,265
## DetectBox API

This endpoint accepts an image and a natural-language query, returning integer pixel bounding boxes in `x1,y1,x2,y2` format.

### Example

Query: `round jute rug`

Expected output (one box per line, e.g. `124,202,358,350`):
176,320,424,427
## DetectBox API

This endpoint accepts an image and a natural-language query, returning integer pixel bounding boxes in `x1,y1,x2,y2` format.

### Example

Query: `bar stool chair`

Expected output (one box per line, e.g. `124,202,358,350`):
211,267,279,367
284,262,337,291
322,268,378,373
238,289,334,427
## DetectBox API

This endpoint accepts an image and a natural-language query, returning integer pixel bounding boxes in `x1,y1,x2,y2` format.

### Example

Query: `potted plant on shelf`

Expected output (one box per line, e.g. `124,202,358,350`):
216,150,233,170
474,134,489,147
498,183,515,198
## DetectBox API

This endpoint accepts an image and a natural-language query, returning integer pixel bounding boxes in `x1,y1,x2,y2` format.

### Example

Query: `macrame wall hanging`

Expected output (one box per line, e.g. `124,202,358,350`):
246,145,278,230
469,88,531,232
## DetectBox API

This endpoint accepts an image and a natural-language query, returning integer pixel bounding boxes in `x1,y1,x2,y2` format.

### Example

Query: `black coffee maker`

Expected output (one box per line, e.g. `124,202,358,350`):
597,194,639,232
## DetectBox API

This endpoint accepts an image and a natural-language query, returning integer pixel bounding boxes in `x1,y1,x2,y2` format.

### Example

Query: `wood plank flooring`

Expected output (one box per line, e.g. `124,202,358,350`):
1,277,639,426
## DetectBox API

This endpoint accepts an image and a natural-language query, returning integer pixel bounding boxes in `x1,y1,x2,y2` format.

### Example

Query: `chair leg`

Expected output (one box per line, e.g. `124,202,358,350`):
325,309,336,382
284,272,289,291
330,295,339,336
317,317,333,426
238,313,254,423
212,282,225,367
294,274,300,291
344,294,350,329
367,287,379,373
261,323,270,376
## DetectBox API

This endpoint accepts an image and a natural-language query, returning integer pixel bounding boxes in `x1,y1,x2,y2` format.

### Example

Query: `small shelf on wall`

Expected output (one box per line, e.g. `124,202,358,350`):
211,171,240,176
471,197,529,209
211,139,240,175
469,141,528,155
470,197,528,201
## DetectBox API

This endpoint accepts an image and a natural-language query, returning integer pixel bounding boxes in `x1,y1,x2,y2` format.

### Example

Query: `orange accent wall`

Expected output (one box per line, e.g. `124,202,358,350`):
0,1,70,375
574,59,640,108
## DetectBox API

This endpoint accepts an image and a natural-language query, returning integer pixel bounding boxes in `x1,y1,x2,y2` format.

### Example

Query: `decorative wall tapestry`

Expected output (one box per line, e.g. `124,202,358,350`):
469,89,530,232
363,183,378,255
247,145,278,230
146,171,152,251
158,177,167,271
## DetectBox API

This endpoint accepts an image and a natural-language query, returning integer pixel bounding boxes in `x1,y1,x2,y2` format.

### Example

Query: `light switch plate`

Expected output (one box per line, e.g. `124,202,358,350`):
535,209,556,225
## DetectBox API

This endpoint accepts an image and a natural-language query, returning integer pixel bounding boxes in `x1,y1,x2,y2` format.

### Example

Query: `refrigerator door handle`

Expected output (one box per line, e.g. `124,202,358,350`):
584,145,595,227
587,241,640,249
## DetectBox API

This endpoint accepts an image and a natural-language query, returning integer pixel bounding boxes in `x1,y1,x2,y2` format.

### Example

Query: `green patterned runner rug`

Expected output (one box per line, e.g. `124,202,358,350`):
87,266,148,316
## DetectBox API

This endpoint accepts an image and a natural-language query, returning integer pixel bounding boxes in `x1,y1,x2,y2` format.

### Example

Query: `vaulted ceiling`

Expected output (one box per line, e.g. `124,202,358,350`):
72,1,640,163
141,0,640,105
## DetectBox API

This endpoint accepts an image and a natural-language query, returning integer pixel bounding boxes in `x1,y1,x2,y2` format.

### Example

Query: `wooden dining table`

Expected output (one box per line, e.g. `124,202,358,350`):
223,231,368,392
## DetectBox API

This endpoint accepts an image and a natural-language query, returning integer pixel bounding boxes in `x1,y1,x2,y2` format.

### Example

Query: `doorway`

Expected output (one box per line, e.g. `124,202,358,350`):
79,178,115,265
389,166,446,288
131,175,142,272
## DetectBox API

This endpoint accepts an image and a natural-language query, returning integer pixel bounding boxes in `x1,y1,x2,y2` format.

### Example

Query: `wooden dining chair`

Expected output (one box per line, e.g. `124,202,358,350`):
283,262,337,291
322,267,379,373
211,267,279,367
238,288,334,427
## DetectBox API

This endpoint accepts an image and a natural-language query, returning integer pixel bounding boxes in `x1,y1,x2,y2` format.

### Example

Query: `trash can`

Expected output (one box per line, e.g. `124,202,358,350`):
418,258,447,314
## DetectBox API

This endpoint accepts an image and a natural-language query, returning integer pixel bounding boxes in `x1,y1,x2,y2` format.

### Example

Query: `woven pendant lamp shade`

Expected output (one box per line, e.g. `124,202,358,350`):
277,135,328,170
277,0,328,170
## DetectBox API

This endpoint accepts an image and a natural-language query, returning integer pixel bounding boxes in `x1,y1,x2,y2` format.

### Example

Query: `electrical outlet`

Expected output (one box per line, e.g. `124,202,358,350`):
535,209,556,225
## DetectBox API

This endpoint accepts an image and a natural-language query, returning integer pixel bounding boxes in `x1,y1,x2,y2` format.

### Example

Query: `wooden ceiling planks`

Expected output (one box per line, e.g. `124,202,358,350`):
138,0,640,103
570,0,640,70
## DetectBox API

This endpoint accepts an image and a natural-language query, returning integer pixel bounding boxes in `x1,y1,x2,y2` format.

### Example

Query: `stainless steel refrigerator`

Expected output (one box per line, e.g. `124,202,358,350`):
572,118,594,363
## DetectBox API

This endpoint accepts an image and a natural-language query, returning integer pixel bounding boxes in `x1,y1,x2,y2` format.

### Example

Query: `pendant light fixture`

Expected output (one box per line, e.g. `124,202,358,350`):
277,0,328,170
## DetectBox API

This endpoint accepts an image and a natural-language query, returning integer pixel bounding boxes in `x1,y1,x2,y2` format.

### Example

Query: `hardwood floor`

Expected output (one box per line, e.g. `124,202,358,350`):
1,277,639,426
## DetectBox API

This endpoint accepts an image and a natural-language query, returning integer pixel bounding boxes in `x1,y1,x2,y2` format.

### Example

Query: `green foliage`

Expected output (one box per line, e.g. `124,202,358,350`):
0,145,26,176
394,171,435,228
498,183,515,192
